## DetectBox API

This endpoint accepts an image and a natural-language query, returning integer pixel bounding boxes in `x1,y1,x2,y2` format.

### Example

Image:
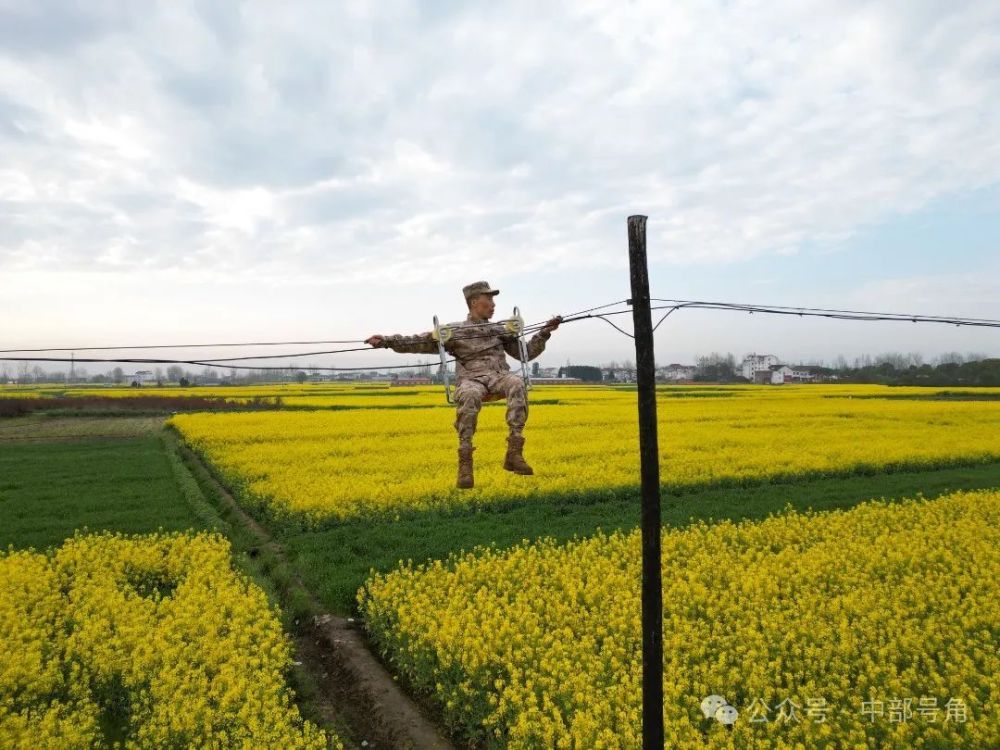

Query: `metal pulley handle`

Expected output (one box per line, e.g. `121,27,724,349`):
512,306,532,391
433,308,531,404
433,320,454,344
433,315,453,404
504,312,524,335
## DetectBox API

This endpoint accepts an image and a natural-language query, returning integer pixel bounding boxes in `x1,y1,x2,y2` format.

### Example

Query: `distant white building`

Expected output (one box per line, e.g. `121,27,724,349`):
741,354,779,381
391,377,433,386
767,365,815,385
658,364,696,382
603,368,636,383
129,370,154,386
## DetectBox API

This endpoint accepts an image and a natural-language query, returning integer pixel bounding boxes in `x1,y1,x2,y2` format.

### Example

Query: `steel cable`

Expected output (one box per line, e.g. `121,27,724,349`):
2,297,996,371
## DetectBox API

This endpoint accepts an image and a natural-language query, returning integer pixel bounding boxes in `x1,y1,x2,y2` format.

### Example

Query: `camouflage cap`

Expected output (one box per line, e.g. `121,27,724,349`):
462,280,500,302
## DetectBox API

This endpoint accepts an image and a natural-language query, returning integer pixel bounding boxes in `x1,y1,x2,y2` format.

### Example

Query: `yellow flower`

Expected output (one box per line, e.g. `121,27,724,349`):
169,384,1000,525
0,532,338,749
359,489,999,749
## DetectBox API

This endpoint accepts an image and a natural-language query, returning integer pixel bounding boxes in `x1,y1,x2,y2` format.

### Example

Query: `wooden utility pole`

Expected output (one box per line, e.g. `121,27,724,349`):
627,215,664,749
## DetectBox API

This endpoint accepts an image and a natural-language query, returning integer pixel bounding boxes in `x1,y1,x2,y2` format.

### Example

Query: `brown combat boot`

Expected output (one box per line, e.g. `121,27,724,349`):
503,434,534,475
457,445,475,489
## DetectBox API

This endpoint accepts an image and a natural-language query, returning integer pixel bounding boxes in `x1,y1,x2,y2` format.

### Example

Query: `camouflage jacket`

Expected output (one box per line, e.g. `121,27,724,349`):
381,313,551,380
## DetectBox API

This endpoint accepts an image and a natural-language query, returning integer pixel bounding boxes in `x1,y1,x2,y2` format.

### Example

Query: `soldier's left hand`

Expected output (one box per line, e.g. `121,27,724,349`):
543,315,563,333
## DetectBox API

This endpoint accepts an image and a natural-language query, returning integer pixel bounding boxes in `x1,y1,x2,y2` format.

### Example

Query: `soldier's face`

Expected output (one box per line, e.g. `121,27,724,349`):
470,294,495,319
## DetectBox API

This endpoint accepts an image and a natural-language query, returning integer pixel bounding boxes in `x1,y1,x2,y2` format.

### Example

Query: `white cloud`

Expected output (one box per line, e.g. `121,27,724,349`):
0,0,998,358
847,273,1000,318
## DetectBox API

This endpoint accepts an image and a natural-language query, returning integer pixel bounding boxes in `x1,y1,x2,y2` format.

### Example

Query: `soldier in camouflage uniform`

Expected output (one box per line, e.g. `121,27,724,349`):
365,281,561,489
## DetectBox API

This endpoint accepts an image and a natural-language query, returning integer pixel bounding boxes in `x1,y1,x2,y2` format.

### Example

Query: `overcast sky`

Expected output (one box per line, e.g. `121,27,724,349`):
2,0,998,373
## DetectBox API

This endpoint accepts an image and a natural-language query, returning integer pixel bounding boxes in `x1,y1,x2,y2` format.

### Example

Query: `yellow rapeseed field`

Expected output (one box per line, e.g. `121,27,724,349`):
0,531,335,749
359,488,1000,749
8,380,1000,409
170,385,1000,524
1,382,443,408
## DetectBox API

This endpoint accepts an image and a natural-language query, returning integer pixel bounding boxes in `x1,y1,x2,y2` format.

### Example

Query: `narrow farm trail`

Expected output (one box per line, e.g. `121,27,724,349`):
172,434,454,750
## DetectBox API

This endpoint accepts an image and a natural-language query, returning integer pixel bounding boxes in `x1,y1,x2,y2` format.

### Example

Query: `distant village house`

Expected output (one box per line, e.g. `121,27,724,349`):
741,353,779,381
658,364,696,382
129,370,154,387
391,377,433,386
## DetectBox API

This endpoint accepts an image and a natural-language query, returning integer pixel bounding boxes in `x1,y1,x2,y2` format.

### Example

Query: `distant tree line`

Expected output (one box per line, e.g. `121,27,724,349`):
693,353,740,383
0,363,295,386
558,365,603,382
837,355,1000,386
4,352,999,387
594,351,1000,386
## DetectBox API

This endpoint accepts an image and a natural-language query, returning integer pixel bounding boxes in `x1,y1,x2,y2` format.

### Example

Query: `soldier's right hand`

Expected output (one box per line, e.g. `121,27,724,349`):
365,335,385,348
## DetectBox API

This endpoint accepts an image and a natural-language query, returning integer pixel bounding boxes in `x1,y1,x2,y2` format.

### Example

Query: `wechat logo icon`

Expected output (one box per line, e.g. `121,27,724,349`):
701,695,739,725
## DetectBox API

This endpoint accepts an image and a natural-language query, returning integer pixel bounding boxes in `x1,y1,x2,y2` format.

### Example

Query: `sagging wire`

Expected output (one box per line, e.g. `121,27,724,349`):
0,300,631,370
431,301,633,366
0,339,368,353
519,295,1000,342
0,354,454,374
653,306,682,332
560,313,635,339
0,300,630,357
649,299,1000,329
3,296,996,371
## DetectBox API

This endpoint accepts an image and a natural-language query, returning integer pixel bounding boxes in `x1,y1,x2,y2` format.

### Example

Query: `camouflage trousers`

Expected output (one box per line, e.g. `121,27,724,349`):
454,372,527,448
